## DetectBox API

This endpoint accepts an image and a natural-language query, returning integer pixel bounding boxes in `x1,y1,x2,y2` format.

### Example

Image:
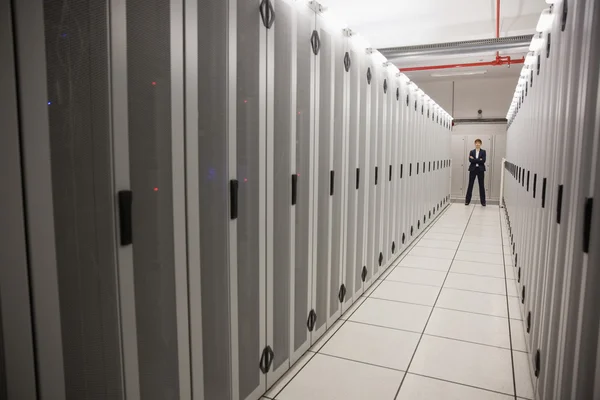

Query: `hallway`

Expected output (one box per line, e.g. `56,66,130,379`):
263,204,534,400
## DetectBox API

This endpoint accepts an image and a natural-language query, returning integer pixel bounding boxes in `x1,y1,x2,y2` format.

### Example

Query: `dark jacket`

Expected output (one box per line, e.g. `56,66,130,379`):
468,149,486,172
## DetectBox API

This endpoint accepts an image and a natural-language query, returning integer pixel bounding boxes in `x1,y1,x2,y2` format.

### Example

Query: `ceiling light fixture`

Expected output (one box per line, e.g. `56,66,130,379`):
430,69,488,78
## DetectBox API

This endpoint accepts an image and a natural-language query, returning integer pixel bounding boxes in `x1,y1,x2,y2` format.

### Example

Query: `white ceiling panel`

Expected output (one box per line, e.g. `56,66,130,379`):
319,0,547,48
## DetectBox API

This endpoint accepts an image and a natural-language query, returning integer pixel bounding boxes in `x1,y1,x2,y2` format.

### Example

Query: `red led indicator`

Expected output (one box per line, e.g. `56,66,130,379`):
152,81,157,86
244,178,248,182
153,187,159,192
244,100,248,103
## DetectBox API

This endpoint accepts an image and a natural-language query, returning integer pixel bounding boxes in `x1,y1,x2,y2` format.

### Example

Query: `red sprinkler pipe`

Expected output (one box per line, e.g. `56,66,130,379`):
400,55,524,72
398,0,524,73
496,0,501,39
496,0,501,57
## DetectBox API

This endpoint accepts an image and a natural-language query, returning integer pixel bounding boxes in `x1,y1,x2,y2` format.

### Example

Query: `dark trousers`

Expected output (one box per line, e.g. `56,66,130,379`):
466,169,486,205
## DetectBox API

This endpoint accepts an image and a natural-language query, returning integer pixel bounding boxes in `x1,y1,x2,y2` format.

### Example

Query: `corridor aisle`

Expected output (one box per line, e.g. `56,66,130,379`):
262,204,535,400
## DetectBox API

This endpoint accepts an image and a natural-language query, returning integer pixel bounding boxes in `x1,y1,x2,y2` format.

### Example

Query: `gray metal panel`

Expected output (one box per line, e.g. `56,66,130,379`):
292,4,315,356
328,27,346,322
268,0,294,382
235,1,267,398
184,0,205,397
12,0,66,397
0,1,37,397
313,22,333,333
109,0,140,397
125,0,183,397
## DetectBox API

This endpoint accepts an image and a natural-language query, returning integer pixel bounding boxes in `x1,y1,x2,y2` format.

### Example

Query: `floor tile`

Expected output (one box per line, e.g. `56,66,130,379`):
320,321,420,371
444,273,507,296
378,263,396,281
505,265,515,280
310,319,345,352
425,308,510,349
469,220,501,227
510,318,528,352
340,296,366,320
429,226,466,235
450,260,506,278
506,281,519,297
409,246,456,259
275,353,403,400
265,351,316,398
386,267,447,287
459,242,504,254
461,236,503,246
465,228,502,235
424,232,462,242
454,250,505,265
349,298,431,333
398,373,514,400
372,279,440,306
513,351,535,399
399,255,452,272
363,279,382,297
409,335,514,396
508,296,523,320
417,239,460,250
436,288,508,318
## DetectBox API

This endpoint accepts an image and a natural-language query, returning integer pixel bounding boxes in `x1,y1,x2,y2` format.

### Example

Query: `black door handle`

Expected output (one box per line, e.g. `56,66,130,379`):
118,190,133,246
230,180,238,220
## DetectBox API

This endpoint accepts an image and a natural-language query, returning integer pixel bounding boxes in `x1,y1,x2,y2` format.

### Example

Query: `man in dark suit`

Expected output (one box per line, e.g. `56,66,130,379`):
465,139,486,206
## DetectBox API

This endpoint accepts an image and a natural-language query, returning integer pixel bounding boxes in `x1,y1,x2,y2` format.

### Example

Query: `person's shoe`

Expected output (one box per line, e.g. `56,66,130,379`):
465,202,470,206
481,203,487,207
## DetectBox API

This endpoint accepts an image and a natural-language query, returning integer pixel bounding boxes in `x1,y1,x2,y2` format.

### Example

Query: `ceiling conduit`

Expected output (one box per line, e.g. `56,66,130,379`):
383,0,528,72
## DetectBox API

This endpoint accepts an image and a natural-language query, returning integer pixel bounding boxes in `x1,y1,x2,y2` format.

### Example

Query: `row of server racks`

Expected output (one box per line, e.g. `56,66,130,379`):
504,0,600,399
0,0,453,399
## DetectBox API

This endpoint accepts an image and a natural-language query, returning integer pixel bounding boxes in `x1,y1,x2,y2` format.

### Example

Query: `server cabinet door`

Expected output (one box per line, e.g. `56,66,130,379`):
381,68,393,265
355,48,372,296
266,0,296,387
387,76,401,262
323,21,348,329
290,2,317,365
408,88,419,244
193,0,234,398
399,80,410,252
365,59,380,286
124,0,191,398
17,0,124,398
374,66,387,276
233,0,268,398
343,37,364,308
312,14,334,340
0,3,37,397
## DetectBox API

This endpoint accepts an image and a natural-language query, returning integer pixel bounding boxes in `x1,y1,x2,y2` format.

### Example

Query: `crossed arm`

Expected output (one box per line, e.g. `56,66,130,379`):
468,151,486,164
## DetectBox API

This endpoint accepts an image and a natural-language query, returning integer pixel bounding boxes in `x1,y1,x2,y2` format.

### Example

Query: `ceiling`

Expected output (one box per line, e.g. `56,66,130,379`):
319,0,547,80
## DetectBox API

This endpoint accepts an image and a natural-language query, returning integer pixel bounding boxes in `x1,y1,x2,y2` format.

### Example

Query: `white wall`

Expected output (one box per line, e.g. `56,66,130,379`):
417,77,516,119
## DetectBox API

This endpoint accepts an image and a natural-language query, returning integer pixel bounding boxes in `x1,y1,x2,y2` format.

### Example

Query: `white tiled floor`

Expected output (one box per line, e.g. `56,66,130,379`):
263,204,535,400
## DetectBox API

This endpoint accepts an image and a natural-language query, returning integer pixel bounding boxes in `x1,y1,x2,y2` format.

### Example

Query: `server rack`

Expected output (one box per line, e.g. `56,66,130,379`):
505,0,600,398
2,1,453,399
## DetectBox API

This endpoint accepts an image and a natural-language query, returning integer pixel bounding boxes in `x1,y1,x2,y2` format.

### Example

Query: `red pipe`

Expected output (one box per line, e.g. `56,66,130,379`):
400,56,524,72
496,0,501,57
399,0,522,73
496,0,500,39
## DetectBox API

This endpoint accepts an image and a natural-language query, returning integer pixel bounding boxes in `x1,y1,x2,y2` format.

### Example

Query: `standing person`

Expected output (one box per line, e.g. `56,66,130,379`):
465,139,487,206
